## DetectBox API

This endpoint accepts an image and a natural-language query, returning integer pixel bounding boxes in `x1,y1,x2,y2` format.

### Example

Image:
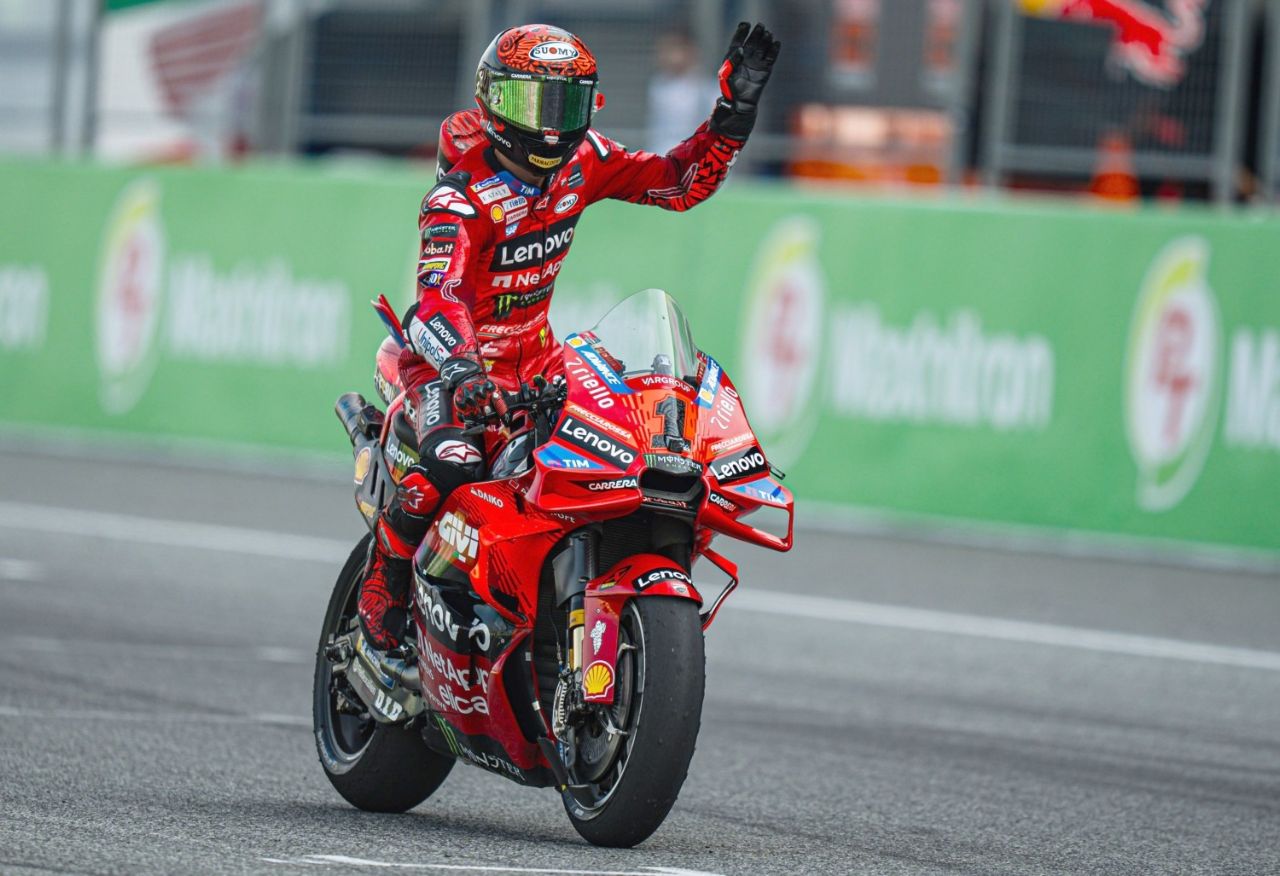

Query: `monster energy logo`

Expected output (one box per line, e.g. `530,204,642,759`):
492,283,552,319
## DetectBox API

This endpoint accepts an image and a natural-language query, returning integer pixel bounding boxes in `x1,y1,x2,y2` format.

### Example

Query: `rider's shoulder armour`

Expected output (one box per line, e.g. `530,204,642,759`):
421,170,478,219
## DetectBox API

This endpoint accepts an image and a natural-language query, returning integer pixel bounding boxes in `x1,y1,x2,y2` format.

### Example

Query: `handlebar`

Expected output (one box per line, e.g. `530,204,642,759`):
460,374,567,437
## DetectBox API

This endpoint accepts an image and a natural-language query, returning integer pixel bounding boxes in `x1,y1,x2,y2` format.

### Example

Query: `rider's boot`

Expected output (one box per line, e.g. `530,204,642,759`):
358,518,416,650
357,469,443,650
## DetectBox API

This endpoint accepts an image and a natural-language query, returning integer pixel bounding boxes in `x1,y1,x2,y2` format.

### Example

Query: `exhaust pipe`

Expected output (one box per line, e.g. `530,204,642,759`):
335,392,383,445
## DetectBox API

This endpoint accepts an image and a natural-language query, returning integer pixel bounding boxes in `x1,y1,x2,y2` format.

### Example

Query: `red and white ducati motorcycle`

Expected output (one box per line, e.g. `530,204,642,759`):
315,289,793,847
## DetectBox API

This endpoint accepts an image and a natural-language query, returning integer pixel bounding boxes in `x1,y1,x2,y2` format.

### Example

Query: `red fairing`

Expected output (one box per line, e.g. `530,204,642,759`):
580,555,703,706
374,328,796,784
373,336,401,405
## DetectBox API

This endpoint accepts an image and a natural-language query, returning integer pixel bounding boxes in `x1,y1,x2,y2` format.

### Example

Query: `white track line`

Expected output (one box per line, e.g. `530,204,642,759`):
3,500,1279,673
0,558,42,581
0,704,309,727
728,590,1280,673
261,858,723,876
0,501,350,564
2,634,310,665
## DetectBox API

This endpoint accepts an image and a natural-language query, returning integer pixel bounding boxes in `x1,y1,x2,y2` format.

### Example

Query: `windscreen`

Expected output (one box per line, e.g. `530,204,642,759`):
587,289,701,383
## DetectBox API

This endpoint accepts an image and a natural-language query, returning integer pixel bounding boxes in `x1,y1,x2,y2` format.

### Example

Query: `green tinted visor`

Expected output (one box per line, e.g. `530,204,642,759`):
486,75,596,134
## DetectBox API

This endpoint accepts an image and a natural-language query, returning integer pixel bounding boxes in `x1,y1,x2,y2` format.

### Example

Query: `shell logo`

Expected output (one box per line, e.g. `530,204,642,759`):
583,660,614,698
740,216,826,468
1124,237,1222,512
95,178,166,415
354,446,373,484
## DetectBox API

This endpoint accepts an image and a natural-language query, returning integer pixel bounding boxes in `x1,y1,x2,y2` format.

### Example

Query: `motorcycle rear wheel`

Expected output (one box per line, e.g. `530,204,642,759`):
313,534,454,812
562,596,705,847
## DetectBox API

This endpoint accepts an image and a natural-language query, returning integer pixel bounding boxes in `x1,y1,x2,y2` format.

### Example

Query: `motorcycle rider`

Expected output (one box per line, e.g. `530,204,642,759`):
358,21,781,650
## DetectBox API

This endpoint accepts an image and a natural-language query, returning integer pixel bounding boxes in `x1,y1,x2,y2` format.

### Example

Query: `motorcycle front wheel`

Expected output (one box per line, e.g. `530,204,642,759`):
313,534,454,812
562,596,705,847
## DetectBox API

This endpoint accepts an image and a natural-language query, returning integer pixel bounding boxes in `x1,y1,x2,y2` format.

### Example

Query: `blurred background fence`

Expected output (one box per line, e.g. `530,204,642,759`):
3,0,1280,564
7,0,1280,204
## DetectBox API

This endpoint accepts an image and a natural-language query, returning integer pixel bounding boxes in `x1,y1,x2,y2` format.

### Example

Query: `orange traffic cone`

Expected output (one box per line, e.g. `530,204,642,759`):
1089,130,1140,201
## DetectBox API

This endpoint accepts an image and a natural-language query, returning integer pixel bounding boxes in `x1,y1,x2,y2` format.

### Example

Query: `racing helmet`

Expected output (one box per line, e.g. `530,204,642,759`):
475,24,602,175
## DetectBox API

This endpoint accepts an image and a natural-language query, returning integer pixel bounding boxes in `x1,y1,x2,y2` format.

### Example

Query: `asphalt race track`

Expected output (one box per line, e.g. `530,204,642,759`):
1,447,1278,875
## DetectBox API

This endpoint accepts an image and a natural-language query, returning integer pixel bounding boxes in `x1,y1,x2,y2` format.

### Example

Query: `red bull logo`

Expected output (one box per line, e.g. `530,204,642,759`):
1019,0,1208,87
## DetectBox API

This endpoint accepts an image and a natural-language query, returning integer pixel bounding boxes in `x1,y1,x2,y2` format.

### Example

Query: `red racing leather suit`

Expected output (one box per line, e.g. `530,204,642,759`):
360,104,751,652
402,108,745,395
371,109,745,590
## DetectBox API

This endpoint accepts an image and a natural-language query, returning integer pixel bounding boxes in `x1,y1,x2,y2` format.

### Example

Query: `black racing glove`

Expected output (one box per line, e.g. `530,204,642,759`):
440,355,501,420
711,22,782,140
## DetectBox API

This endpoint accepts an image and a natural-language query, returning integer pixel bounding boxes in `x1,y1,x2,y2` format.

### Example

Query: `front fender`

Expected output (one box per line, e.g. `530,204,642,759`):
580,554,700,705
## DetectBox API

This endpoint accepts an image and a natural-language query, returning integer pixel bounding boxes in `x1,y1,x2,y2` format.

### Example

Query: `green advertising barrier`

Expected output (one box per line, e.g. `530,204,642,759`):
1,160,1278,558
0,161,424,458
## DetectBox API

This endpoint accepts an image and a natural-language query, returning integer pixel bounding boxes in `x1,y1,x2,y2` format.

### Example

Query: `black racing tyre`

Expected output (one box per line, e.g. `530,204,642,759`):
562,596,705,847
313,534,454,812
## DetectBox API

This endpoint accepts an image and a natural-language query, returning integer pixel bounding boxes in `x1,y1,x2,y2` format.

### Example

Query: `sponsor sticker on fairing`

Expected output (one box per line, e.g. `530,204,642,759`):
696,356,722,408
565,334,632,394
536,443,605,471
709,431,754,454
634,568,694,590
727,476,787,506
555,415,637,469
583,661,614,697
436,510,479,563
708,491,737,512
643,452,703,475
709,445,768,484
565,403,634,440
578,476,639,492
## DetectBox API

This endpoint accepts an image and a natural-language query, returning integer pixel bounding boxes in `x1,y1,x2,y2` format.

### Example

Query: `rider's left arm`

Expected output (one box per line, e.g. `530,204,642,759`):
585,22,780,213
583,124,744,213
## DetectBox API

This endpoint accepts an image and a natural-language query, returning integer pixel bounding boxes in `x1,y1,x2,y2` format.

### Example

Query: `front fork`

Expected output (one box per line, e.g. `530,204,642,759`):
551,529,598,741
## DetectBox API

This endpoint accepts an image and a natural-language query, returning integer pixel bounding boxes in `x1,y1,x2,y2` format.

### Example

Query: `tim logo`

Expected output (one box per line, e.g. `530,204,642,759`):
1019,0,1209,87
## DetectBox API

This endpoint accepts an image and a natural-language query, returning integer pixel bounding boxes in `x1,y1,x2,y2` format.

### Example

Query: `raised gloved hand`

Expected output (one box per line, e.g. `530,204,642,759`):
440,355,503,420
711,22,782,140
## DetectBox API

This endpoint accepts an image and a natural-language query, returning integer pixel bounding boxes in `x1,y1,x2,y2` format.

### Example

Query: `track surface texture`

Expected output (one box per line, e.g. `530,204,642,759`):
1,448,1278,875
